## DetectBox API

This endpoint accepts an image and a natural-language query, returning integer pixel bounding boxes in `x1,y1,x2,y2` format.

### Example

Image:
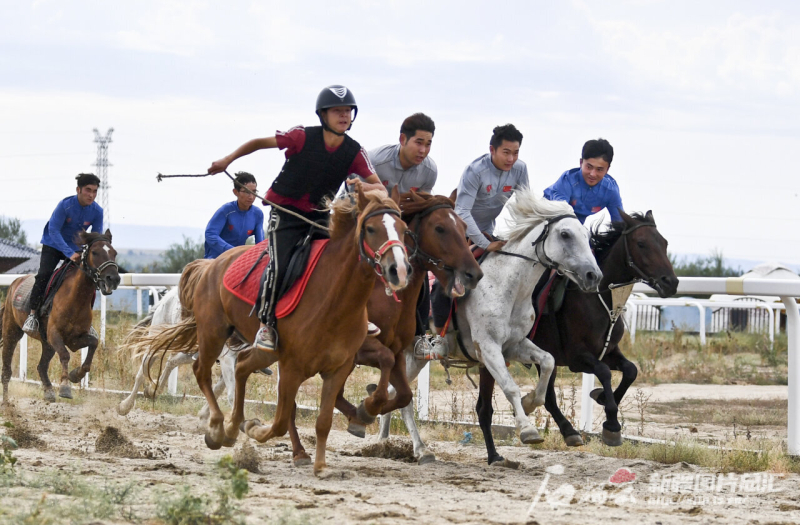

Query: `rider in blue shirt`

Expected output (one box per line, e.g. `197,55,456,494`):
543,138,623,223
23,173,104,335
204,172,265,259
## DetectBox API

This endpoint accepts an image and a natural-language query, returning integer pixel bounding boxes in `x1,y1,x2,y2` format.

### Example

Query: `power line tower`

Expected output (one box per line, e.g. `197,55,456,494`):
93,128,114,229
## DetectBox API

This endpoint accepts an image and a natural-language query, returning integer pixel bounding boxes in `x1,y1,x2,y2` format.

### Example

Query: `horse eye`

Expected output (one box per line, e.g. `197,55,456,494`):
435,225,445,234
637,241,646,248
560,230,570,239
366,226,376,234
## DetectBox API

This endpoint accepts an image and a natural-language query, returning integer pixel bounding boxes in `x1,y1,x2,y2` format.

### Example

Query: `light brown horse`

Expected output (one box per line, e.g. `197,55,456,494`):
144,184,410,475
2,231,120,403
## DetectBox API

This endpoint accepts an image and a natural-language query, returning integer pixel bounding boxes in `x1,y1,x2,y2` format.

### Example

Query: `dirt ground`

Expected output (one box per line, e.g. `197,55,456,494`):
2,383,800,525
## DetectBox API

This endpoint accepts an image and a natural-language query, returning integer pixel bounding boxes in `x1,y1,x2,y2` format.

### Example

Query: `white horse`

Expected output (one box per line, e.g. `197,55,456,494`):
378,188,602,463
118,287,260,418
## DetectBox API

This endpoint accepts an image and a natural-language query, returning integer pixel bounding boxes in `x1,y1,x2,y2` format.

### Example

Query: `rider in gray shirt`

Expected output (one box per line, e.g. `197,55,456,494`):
367,113,437,194
455,124,529,250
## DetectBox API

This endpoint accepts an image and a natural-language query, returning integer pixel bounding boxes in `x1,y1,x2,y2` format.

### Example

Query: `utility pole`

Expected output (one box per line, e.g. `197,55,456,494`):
93,128,114,229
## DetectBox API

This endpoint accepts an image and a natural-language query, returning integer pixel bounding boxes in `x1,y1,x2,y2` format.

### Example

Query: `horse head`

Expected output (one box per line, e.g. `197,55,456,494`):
354,182,411,292
506,188,602,292
397,188,482,298
78,229,121,295
618,210,679,298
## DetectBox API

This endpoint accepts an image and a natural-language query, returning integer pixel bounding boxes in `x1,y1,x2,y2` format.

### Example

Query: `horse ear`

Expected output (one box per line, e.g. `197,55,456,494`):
449,188,458,202
355,181,370,211
644,210,655,224
411,190,425,202
390,185,401,205
104,229,112,243
618,209,634,225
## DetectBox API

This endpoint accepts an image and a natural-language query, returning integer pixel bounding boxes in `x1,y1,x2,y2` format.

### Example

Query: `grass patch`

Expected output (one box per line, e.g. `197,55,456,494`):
649,397,787,428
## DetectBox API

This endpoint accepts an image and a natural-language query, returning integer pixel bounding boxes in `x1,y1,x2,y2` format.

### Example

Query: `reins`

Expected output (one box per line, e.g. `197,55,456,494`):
494,214,578,276
80,236,119,288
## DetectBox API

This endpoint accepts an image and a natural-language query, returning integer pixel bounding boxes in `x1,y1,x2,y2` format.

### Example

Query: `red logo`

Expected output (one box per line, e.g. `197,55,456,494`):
570,200,577,206
228,224,234,231
503,185,512,192
66,218,72,223
591,206,602,213
609,468,636,484
486,185,492,193
411,187,419,191
247,230,254,235
382,180,389,186
84,221,91,226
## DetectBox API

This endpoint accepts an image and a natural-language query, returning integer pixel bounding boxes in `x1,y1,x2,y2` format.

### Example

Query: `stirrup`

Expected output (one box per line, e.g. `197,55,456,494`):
89,326,99,339
367,321,381,337
254,326,277,352
22,313,39,335
413,334,448,360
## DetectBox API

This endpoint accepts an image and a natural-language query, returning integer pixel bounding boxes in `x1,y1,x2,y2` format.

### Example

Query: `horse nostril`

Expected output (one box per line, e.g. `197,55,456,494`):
587,271,598,283
388,264,398,280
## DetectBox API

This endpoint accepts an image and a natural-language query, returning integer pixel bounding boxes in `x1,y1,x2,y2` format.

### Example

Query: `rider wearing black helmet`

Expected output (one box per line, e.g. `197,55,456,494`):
208,85,386,353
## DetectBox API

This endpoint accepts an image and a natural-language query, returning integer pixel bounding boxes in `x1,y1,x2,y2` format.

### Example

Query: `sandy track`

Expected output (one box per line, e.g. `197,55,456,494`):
1,390,799,524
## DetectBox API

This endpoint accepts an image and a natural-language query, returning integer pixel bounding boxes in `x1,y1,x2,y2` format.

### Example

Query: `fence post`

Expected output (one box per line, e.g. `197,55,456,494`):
688,301,706,345
100,293,107,346
417,361,430,421
782,296,799,455
579,373,595,432
627,303,638,344
168,368,178,396
19,335,27,381
136,287,143,320
80,346,89,388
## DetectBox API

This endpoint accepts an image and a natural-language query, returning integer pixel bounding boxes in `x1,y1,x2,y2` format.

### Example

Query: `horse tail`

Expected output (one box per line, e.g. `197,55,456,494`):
130,317,199,364
121,313,158,362
179,259,213,317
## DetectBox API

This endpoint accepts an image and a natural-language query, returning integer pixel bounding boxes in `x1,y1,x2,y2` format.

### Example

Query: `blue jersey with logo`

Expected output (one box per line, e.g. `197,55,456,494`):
204,201,265,259
543,167,624,224
41,195,104,258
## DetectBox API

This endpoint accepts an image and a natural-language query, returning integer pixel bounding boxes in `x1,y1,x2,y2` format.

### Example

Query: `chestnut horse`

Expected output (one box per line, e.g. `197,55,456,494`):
143,184,410,475
279,190,483,463
2,231,120,403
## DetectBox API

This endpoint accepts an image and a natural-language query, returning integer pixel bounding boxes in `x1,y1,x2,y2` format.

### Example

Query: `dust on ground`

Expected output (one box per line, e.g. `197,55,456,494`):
1,385,799,525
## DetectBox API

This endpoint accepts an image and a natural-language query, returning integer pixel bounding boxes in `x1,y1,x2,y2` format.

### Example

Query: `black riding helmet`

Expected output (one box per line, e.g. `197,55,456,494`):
315,85,358,136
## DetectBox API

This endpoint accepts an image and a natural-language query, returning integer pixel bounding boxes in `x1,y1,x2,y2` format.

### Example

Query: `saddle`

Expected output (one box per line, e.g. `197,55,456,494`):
223,238,329,319
12,262,84,318
528,270,567,341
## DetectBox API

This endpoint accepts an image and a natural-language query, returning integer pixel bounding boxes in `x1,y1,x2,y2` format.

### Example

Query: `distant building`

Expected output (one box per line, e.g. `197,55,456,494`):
0,238,39,273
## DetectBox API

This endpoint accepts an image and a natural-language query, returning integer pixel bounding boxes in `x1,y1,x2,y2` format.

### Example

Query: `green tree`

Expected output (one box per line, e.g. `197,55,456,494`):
0,216,28,245
148,236,204,273
669,248,741,277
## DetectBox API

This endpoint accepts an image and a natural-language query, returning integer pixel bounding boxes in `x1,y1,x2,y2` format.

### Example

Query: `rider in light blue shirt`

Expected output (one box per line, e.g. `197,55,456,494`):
544,138,623,224
204,172,264,259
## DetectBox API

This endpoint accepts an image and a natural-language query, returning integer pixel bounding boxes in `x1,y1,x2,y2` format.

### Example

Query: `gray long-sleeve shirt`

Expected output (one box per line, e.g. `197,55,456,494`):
368,144,438,194
454,154,529,249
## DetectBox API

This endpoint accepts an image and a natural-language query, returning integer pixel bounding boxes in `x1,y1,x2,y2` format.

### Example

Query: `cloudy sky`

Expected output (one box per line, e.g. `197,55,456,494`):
2,1,799,265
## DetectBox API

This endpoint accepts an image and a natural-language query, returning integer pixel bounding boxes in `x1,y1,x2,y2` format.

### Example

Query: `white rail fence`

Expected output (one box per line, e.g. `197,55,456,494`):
2,274,799,454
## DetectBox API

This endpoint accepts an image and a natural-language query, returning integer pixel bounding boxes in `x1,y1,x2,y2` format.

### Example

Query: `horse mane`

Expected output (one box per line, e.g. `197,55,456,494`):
397,191,454,222
327,190,401,242
591,212,649,265
77,231,110,246
505,187,575,243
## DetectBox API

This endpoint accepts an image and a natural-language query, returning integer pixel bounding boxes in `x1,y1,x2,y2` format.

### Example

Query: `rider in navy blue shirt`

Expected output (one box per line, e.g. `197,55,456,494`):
544,138,623,223
23,173,104,335
204,172,265,259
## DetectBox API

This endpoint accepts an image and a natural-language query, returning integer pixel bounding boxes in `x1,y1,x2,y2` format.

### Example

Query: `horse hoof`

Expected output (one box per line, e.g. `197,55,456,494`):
117,403,132,416
347,421,366,439
241,418,261,434
43,389,56,403
59,385,73,399
589,388,605,404
143,385,156,400
356,401,377,425
520,426,543,445
222,433,238,448
365,383,377,395
602,428,623,447
67,368,84,384
418,452,436,465
204,433,223,450
564,434,584,447
490,457,520,469
293,454,312,467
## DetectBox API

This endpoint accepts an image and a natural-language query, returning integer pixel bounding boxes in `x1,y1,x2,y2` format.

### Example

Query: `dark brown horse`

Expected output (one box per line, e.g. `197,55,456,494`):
476,211,679,465
278,190,483,464
143,184,410,475
2,231,120,403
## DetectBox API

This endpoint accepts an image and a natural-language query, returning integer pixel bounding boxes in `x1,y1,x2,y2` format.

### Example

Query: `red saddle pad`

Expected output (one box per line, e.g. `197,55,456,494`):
222,239,329,319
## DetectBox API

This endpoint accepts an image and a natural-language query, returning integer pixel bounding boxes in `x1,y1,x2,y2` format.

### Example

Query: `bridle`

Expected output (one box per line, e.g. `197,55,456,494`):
403,203,457,273
618,221,659,291
358,207,408,300
79,237,119,289
496,214,578,276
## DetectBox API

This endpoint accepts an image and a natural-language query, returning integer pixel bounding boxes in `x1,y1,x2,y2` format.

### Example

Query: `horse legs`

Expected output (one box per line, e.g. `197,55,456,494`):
287,402,311,466
147,352,193,399
504,339,555,415
378,349,433,463
67,331,99,384
584,354,623,446
36,342,57,402
334,379,363,438
218,345,237,408
590,348,638,407
193,327,234,449
313,362,355,476
45,332,73,399
242,361,304,445
225,347,276,441
476,367,504,465
1,314,24,404
118,353,151,415
349,339,395,424
538,365,583,447
481,346,543,445
374,350,412,415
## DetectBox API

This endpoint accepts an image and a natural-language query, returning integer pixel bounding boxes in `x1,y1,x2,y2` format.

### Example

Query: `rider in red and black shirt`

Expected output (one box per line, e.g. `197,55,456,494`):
208,85,386,352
